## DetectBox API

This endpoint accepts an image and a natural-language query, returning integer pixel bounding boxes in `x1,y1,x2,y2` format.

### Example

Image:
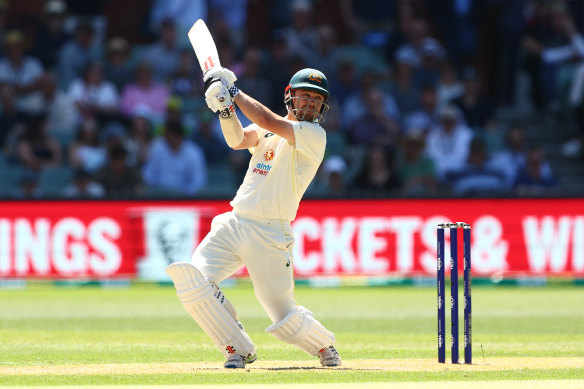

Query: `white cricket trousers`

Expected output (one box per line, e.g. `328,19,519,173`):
191,211,296,323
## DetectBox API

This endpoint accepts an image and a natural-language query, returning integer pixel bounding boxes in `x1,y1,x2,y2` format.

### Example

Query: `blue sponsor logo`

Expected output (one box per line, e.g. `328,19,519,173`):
253,162,272,176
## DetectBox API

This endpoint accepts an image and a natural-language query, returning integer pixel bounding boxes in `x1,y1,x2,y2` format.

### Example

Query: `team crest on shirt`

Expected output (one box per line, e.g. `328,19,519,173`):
264,149,274,161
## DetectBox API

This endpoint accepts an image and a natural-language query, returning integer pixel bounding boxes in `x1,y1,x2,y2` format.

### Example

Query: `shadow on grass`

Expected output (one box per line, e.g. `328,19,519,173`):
261,367,381,371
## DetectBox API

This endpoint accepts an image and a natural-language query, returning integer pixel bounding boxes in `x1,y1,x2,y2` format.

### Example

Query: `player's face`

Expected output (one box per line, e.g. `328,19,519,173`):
294,90,325,121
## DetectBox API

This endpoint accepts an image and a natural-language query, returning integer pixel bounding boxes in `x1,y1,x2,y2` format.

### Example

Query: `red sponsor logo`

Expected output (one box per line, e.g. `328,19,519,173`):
204,56,215,71
226,345,236,354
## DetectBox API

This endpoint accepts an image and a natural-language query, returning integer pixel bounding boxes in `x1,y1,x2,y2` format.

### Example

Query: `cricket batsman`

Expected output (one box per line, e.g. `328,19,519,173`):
165,67,341,368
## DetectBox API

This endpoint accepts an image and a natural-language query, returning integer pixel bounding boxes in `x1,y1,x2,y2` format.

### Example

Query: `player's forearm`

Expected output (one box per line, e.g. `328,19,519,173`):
233,91,295,144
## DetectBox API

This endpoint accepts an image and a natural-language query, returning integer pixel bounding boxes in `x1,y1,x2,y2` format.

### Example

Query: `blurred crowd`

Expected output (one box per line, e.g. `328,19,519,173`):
0,0,582,199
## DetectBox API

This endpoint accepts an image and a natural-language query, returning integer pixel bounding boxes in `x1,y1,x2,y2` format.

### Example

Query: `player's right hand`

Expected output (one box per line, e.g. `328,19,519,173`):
204,67,237,89
205,79,234,118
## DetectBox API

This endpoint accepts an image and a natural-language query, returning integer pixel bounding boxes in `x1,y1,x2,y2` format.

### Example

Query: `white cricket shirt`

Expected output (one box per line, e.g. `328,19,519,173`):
230,120,326,221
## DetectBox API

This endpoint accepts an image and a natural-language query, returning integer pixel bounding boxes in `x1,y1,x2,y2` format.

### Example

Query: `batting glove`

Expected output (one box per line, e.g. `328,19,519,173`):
203,67,237,90
204,79,235,118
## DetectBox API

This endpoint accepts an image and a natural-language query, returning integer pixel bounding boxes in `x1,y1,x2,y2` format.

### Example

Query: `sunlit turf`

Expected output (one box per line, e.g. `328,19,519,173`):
0,283,583,385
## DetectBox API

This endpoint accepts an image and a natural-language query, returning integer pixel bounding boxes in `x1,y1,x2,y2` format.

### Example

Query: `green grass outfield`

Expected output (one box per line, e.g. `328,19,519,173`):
0,282,583,387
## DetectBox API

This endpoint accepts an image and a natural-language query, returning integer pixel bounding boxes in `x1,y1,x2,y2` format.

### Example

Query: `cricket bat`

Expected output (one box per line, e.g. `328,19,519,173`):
188,19,221,75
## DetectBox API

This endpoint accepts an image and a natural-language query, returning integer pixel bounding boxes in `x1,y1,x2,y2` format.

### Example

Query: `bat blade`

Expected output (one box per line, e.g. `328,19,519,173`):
188,19,221,74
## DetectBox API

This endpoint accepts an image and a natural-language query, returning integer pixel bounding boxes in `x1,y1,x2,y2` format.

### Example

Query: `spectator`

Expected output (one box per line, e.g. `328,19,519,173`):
313,24,340,78
68,61,119,123
436,61,464,109
283,0,319,64
32,0,70,69
191,109,230,166
491,126,553,189
0,85,24,149
339,0,395,44
100,121,129,157
353,144,400,195
388,61,420,116
347,87,400,148
142,120,207,196
522,3,584,111
403,83,440,133
237,48,272,110
62,168,105,198
453,67,495,131
125,108,154,168
143,18,181,82
321,155,348,197
384,0,421,65
16,113,62,171
154,97,188,136
343,70,399,130
57,20,100,89
0,30,44,113
329,59,358,108
104,37,133,93
425,105,473,180
68,118,106,174
514,147,559,196
36,72,77,139
394,19,445,70
94,145,144,198
321,100,347,158
217,38,245,76
209,0,249,51
397,129,437,196
168,48,201,98
444,137,508,196
149,0,207,46
120,62,170,123
413,38,446,88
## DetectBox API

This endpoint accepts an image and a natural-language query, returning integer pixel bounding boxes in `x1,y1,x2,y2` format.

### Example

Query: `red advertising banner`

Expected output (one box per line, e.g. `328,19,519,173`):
0,199,582,279
0,201,227,279
292,199,584,277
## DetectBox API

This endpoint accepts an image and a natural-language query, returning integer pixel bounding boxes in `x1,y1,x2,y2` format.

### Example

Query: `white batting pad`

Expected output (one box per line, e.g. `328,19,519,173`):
166,262,255,359
265,306,335,356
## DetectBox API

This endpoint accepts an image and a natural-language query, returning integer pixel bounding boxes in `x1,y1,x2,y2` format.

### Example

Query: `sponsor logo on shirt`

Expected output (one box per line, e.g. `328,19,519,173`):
264,149,274,161
253,162,271,176
264,132,275,138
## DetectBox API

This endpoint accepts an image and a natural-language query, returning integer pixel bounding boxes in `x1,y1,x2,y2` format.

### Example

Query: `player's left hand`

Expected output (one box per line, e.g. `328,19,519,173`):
204,67,237,89
205,79,234,117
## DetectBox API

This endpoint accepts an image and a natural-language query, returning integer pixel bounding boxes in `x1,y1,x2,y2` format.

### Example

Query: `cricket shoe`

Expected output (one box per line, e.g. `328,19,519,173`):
224,353,257,369
318,346,341,367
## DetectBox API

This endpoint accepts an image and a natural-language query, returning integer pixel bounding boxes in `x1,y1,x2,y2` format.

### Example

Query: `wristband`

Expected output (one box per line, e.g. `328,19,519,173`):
229,85,240,98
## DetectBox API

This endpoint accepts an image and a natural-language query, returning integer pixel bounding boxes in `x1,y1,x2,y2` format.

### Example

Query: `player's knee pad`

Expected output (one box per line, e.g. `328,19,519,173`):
265,306,335,356
166,262,255,359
